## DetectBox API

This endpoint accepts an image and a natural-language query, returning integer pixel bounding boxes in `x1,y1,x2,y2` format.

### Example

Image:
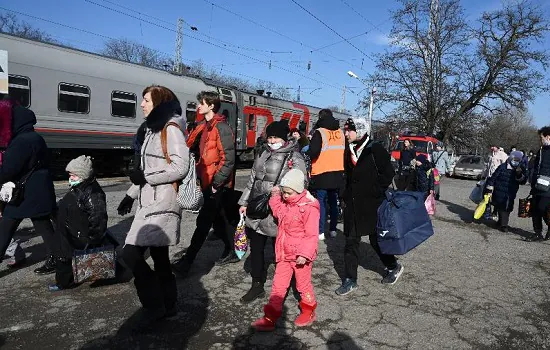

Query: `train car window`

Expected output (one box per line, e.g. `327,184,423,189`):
299,120,307,133
186,102,197,123
58,83,90,114
111,91,136,118
249,96,256,106
220,88,233,102
248,114,255,130
8,75,31,108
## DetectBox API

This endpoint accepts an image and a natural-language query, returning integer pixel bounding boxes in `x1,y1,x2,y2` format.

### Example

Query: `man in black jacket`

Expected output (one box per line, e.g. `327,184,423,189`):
306,109,345,241
526,126,550,242
336,118,403,296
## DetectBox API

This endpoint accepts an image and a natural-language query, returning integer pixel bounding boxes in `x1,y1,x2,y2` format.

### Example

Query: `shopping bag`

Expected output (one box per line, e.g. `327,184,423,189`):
72,245,116,284
474,194,491,220
233,213,248,260
469,180,485,204
518,195,532,218
425,193,436,215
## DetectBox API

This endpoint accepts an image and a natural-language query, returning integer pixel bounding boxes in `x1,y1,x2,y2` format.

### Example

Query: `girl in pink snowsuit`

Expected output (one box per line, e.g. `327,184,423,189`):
252,168,320,331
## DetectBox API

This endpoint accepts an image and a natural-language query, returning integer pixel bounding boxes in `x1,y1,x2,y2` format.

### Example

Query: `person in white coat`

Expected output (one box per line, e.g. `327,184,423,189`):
118,85,190,326
485,146,508,178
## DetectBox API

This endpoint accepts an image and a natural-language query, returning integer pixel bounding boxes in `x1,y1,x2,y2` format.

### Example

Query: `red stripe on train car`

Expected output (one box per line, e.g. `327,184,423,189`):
36,128,134,137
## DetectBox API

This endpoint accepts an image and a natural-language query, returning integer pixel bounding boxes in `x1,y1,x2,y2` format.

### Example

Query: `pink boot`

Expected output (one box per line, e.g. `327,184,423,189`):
294,301,317,327
251,304,281,332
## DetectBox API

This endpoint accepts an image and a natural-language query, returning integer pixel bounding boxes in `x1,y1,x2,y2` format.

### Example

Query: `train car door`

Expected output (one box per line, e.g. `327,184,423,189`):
219,101,237,134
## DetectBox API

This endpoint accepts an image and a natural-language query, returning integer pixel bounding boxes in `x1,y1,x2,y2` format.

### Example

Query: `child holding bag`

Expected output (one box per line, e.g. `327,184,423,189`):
251,169,320,331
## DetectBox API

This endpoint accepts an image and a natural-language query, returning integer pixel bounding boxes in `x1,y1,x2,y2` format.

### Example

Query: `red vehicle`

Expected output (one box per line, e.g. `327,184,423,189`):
390,132,441,165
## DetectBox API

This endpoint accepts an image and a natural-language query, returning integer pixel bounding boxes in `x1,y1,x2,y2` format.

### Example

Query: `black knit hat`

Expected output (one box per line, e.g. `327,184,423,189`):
266,121,289,141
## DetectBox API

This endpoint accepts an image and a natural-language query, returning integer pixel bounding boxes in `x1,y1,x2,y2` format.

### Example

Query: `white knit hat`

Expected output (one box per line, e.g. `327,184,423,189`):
66,155,94,180
280,169,305,193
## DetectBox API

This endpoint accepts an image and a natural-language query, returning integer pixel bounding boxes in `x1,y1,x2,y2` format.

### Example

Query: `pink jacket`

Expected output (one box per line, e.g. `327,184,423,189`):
269,190,320,263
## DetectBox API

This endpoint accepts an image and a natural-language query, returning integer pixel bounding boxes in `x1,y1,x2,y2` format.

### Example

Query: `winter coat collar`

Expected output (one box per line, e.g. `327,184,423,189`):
205,114,226,130
145,100,182,132
283,189,309,205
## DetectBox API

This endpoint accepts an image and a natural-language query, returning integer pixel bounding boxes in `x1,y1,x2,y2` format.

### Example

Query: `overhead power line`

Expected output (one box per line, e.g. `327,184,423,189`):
200,0,366,72
339,0,392,35
289,0,375,62
310,31,369,52
0,6,343,91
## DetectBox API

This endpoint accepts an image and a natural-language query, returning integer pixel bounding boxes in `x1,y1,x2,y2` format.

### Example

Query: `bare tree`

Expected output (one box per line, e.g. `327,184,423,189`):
100,38,172,69
0,13,56,43
369,0,549,147
482,107,541,153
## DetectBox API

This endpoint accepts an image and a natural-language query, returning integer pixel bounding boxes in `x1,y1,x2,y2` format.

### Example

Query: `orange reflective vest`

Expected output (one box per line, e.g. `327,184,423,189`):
311,128,345,176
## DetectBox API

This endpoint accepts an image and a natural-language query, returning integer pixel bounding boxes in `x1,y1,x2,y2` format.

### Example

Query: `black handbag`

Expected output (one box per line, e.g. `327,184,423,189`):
246,152,293,220
9,163,39,206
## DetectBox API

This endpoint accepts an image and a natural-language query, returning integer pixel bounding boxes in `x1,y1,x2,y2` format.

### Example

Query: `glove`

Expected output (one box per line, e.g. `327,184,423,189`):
129,169,147,186
117,195,134,216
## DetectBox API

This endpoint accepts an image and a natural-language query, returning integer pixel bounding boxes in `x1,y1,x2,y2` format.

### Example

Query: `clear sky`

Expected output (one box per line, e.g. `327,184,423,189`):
5,0,549,126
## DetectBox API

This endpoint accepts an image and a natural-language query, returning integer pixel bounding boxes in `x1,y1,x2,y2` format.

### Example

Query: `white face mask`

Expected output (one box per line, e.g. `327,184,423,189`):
543,138,550,146
269,142,283,150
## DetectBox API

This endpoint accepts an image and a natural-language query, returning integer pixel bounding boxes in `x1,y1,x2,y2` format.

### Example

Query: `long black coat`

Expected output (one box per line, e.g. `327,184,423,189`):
343,139,395,238
0,106,56,219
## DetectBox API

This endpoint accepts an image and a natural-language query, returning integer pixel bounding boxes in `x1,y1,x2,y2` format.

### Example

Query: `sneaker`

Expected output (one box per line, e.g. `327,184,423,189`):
215,251,240,266
335,278,357,296
381,263,404,285
240,281,265,303
319,233,325,241
499,226,509,233
329,231,337,238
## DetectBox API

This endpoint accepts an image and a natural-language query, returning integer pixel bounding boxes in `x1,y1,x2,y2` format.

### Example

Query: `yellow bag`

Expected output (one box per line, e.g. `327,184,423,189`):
474,194,491,220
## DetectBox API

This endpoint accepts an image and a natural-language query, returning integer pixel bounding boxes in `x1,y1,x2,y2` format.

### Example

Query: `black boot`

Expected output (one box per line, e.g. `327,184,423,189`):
240,281,265,303
545,229,550,241
525,232,544,242
34,255,57,275
171,258,191,278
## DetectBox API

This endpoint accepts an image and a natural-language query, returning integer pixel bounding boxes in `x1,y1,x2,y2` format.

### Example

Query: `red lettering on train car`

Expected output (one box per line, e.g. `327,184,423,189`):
292,103,311,134
243,106,274,148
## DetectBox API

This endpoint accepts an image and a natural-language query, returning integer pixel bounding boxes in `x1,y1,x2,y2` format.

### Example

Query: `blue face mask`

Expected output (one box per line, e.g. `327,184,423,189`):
510,160,520,167
69,179,83,187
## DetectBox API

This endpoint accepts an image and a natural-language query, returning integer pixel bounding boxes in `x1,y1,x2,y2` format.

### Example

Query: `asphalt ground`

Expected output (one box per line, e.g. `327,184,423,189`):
0,172,548,349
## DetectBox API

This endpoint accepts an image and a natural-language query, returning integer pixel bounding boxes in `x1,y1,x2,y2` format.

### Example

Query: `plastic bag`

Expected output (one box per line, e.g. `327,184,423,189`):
469,180,485,204
234,213,248,260
518,195,532,218
474,194,491,220
425,193,436,215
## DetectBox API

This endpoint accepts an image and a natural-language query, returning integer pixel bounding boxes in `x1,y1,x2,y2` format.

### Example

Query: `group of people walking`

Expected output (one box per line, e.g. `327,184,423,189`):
1,85,548,332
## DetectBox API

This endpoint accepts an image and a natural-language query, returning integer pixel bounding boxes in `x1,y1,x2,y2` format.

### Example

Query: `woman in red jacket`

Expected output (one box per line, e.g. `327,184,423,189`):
251,169,320,331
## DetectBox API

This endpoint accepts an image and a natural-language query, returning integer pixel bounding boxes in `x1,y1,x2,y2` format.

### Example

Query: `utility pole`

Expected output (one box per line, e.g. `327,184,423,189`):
174,18,183,73
297,85,301,102
367,86,377,134
341,85,346,113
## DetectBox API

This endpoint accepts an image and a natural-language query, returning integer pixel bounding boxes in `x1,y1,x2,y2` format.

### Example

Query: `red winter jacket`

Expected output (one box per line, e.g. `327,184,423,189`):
269,189,320,262
196,114,235,190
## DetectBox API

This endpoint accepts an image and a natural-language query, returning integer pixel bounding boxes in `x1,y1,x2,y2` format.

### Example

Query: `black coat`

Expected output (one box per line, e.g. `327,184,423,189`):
409,162,435,197
56,179,107,245
0,106,55,219
306,115,345,190
486,162,526,211
399,148,416,172
343,139,395,238
531,146,550,198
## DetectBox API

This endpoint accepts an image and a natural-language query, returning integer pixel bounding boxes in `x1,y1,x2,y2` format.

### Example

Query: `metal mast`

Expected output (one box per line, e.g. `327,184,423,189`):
174,18,183,73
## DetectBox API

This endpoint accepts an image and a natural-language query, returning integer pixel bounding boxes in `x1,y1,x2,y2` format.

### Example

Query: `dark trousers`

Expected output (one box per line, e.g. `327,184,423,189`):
0,215,55,260
315,189,339,234
532,196,550,233
248,228,274,283
123,244,176,311
396,172,411,191
497,211,511,227
185,188,234,264
344,233,398,282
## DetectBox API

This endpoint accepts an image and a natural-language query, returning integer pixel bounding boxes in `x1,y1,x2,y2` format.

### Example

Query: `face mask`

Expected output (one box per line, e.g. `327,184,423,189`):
510,160,520,167
269,142,283,150
543,138,550,146
69,179,83,187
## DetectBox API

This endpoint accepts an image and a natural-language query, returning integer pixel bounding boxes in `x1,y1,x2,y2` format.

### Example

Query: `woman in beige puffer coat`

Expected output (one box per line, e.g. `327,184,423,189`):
119,85,189,325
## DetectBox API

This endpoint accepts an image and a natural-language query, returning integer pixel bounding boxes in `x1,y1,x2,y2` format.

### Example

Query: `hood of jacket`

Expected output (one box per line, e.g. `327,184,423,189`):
315,114,340,131
11,105,36,137
145,100,183,132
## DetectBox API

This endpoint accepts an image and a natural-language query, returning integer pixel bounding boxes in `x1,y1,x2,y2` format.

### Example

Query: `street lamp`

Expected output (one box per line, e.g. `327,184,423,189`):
347,71,376,133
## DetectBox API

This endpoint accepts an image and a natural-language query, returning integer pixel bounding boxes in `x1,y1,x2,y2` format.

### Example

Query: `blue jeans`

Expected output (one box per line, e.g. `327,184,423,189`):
316,189,338,234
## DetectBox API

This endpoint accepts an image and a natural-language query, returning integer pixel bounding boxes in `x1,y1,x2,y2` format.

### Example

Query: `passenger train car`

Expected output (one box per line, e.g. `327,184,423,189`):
1,33,351,174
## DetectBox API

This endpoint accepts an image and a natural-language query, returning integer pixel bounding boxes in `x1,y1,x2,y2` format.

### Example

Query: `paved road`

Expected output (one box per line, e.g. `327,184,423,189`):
0,174,549,349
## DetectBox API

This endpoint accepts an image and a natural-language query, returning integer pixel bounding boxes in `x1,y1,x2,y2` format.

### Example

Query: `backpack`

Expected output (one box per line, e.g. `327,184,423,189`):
376,189,434,255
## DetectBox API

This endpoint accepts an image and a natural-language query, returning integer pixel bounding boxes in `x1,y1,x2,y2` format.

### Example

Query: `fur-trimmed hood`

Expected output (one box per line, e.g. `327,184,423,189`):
145,100,183,132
